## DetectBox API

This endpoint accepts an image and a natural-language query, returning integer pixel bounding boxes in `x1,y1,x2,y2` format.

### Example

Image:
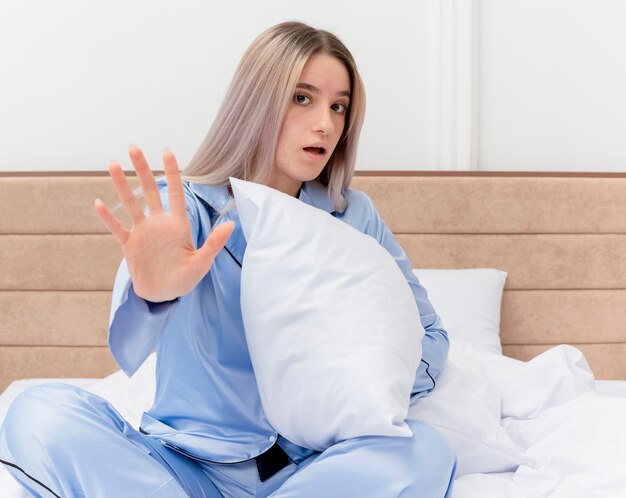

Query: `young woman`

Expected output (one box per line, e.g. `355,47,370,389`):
0,22,456,497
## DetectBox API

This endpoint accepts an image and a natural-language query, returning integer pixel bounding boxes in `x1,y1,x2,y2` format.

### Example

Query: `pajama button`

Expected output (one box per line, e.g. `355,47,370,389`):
269,435,277,443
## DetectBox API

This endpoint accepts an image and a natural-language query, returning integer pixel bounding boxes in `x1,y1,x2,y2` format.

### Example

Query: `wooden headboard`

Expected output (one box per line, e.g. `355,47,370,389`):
2,172,626,390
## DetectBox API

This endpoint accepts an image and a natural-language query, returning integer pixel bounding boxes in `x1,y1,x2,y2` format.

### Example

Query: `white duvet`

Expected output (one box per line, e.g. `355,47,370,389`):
416,343,626,498
1,344,626,497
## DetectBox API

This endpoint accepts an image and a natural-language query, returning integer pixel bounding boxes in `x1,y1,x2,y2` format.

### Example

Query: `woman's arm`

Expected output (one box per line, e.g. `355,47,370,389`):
107,260,178,376
95,147,233,375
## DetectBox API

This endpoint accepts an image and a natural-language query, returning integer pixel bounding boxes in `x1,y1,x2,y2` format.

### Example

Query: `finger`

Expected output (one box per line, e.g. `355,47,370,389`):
94,198,130,245
129,146,164,215
108,161,145,225
196,221,235,267
163,149,187,218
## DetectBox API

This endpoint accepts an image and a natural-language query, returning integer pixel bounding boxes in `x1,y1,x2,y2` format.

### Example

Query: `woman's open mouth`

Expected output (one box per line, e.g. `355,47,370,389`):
303,146,327,160
303,146,326,155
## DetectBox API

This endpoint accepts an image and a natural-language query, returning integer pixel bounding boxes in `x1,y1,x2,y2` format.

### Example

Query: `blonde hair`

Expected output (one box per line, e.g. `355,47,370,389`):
182,21,366,213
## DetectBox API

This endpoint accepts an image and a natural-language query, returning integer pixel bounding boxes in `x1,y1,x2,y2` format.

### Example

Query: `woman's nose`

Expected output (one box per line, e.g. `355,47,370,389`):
313,107,334,135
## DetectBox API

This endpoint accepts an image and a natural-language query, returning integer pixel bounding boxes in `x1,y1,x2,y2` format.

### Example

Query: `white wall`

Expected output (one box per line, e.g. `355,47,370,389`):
2,1,626,173
479,0,626,171
0,0,436,172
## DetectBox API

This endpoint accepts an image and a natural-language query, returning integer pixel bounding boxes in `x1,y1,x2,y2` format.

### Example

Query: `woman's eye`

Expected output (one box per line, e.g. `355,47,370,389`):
295,94,311,105
332,103,347,114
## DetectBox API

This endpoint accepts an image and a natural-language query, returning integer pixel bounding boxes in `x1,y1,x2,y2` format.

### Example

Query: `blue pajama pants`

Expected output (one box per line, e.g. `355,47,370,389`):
0,383,456,497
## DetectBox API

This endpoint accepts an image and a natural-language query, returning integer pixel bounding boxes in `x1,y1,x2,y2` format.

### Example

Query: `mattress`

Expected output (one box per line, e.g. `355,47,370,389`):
2,347,626,497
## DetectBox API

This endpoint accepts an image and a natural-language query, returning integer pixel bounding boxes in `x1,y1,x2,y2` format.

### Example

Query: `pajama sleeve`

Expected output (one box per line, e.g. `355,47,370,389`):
107,182,201,377
357,191,450,398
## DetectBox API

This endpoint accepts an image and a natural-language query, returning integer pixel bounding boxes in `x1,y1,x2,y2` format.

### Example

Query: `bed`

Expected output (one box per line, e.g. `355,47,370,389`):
2,171,626,497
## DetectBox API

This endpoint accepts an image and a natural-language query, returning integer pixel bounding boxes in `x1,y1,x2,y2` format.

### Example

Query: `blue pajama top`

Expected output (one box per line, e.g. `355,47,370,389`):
107,178,449,464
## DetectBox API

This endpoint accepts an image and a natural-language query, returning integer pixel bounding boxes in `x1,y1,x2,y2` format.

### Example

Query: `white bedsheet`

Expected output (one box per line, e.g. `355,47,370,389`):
1,347,626,497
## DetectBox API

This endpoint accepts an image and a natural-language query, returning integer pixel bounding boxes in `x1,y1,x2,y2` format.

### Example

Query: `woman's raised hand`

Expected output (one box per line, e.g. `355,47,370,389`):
94,146,234,303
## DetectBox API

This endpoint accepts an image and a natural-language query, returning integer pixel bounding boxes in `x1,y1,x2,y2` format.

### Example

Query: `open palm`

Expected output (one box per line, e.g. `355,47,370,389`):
95,146,234,302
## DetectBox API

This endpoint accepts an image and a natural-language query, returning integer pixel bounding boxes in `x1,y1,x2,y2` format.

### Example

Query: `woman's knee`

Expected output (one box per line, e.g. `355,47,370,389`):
1,383,102,457
407,419,455,464
401,420,457,494
273,424,456,498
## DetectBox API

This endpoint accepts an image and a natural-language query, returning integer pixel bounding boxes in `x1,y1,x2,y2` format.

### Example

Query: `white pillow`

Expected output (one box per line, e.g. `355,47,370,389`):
413,268,507,355
231,178,423,452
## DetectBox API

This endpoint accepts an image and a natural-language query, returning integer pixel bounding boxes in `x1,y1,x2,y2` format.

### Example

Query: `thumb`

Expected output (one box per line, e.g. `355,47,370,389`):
195,221,235,266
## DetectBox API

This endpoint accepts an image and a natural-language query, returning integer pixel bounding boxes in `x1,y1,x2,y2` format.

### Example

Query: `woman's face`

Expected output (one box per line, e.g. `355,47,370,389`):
265,53,351,197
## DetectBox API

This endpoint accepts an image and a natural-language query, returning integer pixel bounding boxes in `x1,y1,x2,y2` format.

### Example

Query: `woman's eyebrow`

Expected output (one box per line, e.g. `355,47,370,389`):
296,82,351,98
